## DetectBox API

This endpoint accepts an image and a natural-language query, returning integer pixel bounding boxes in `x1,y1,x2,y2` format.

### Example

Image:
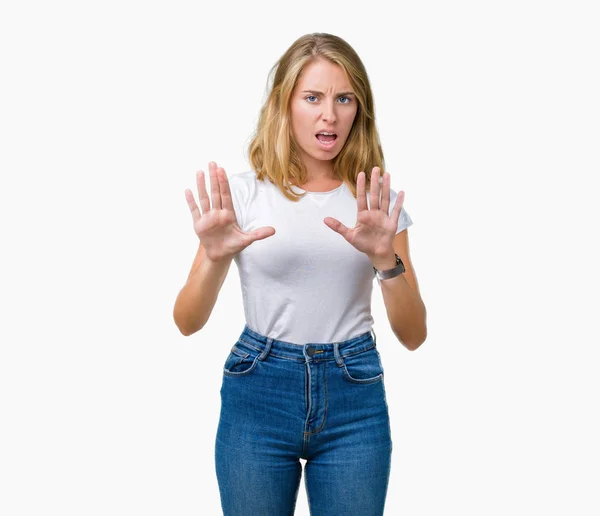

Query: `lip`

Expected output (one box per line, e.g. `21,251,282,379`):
315,134,338,150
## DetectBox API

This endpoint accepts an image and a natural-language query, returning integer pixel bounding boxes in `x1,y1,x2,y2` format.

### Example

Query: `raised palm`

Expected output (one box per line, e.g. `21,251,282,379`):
184,162,275,262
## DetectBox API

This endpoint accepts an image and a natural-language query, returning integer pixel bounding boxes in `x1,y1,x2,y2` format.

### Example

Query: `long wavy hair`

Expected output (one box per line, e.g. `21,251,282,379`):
247,33,385,202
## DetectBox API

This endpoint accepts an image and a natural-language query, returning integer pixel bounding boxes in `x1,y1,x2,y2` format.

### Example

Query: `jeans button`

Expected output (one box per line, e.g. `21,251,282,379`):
306,347,315,357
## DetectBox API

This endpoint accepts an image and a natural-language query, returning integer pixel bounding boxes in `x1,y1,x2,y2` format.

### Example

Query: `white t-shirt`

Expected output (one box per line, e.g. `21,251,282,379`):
228,170,413,345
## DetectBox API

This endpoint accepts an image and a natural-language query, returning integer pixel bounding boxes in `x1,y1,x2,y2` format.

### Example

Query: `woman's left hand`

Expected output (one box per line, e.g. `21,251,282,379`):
324,167,404,263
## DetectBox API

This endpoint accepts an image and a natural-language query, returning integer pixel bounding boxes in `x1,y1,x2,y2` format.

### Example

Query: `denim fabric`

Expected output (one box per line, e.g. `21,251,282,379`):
215,324,392,515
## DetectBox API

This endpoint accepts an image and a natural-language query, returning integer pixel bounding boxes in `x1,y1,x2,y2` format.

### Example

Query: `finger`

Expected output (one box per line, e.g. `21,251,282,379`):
197,167,211,214
249,226,276,242
370,167,381,210
324,217,349,238
380,171,391,215
356,171,368,212
391,190,405,226
184,188,201,224
209,161,222,210
217,166,234,212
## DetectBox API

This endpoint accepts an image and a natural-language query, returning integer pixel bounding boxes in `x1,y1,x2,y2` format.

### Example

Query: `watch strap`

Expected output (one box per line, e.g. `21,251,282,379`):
373,253,405,280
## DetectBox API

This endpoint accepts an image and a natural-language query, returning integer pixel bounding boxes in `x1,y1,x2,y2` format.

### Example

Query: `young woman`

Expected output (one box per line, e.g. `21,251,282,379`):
174,32,427,516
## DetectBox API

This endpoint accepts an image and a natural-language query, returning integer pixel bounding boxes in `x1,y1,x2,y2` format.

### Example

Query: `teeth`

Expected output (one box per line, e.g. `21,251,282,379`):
318,132,336,135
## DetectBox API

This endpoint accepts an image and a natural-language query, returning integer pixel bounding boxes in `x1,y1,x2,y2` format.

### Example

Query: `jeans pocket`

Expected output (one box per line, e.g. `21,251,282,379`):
340,346,384,385
223,341,260,377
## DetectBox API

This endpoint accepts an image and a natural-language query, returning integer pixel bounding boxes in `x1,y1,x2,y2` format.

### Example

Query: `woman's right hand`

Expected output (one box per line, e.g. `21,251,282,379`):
184,162,276,262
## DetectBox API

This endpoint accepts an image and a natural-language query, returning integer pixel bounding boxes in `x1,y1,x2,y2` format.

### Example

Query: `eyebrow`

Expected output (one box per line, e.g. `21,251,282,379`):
302,90,355,96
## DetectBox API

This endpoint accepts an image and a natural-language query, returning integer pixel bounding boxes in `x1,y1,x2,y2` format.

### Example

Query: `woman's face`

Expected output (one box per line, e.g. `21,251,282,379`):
289,58,358,167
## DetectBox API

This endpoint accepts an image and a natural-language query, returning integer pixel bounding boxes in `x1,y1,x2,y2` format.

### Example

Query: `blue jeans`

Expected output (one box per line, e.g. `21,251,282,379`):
215,324,392,515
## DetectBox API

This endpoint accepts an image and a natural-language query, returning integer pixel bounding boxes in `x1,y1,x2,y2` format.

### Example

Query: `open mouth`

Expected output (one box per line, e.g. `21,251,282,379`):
315,133,337,147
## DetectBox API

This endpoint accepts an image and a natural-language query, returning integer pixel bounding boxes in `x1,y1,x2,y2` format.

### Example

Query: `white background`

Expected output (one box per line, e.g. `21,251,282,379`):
1,0,599,514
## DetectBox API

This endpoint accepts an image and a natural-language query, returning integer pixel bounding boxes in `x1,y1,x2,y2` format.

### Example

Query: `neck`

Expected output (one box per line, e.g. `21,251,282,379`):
299,154,336,182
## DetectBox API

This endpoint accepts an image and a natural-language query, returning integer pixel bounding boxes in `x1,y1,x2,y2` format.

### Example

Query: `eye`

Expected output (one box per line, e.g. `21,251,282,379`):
305,95,352,104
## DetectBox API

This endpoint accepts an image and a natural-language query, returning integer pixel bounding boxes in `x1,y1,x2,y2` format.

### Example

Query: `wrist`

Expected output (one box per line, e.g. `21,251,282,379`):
372,251,405,282
370,250,396,271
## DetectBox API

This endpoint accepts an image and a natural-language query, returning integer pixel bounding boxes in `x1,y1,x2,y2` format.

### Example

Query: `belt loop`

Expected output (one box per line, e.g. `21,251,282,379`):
333,342,343,366
371,327,377,348
259,338,273,360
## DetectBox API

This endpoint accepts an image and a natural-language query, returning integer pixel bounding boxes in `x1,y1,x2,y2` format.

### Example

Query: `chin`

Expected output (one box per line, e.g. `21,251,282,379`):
313,151,339,161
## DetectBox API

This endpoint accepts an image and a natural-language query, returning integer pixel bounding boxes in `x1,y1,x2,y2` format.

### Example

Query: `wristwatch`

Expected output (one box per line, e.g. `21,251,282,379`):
373,253,405,281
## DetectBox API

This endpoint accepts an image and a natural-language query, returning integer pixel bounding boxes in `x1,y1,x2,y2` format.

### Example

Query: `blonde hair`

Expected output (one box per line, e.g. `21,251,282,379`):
247,33,385,202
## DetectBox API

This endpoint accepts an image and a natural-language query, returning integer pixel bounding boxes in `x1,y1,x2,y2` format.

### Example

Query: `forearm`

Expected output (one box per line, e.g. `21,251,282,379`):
173,254,233,336
372,254,427,351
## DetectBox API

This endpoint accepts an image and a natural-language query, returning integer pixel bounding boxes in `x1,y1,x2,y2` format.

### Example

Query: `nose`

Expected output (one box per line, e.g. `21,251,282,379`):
321,99,337,124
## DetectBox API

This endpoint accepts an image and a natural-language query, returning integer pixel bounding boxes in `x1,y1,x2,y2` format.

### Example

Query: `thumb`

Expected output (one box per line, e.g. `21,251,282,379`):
249,226,276,242
324,217,348,237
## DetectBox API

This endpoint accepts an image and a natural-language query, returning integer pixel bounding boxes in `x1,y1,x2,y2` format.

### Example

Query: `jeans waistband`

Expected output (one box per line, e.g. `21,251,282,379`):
236,324,378,363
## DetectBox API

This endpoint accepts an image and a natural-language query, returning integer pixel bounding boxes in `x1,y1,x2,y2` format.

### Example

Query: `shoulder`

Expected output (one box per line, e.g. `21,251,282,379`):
227,170,259,198
227,169,256,187
225,171,257,230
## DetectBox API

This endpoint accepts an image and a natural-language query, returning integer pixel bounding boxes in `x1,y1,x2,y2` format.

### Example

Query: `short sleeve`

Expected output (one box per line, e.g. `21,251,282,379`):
397,206,413,234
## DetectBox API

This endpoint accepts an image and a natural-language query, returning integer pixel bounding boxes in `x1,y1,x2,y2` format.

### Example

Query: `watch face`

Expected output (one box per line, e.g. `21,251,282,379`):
397,255,405,272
